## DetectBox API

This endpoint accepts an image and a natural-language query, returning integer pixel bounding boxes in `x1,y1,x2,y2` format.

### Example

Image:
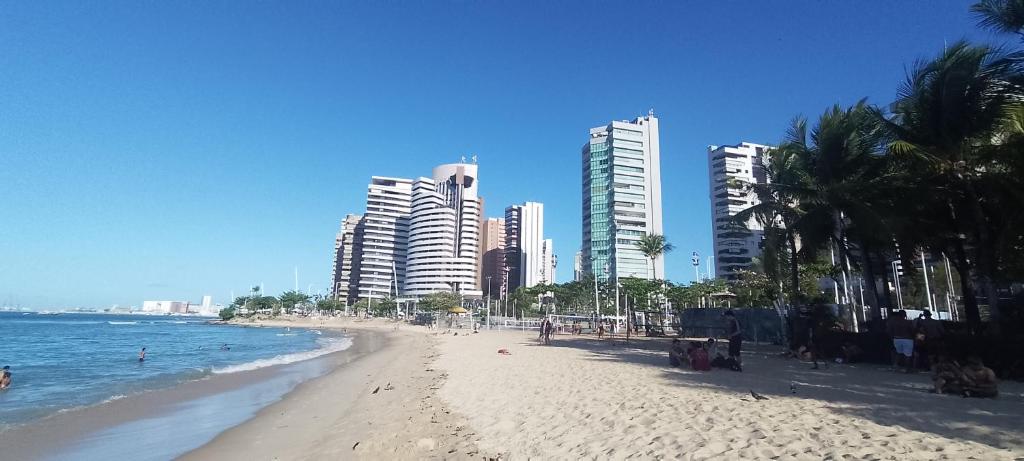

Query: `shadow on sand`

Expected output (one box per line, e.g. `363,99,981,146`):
523,334,1024,453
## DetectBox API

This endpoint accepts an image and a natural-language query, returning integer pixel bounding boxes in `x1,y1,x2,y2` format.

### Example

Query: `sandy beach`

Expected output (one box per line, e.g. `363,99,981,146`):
181,318,488,460
176,318,1024,460
436,329,1024,460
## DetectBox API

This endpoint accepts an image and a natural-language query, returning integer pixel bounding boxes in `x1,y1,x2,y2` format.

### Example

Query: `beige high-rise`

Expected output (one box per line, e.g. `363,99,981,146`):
479,218,506,299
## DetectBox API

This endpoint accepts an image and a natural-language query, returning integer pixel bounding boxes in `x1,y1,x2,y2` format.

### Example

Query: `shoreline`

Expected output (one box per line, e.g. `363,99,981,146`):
0,320,358,460
182,317,489,460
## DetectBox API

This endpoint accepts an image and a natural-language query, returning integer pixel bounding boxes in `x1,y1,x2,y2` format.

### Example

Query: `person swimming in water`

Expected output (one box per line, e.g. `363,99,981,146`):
220,343,230,351
138,347,146,362
1,366,11,390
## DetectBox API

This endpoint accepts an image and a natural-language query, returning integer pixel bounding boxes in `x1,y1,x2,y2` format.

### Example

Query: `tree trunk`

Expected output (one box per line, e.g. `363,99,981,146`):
963,180,999,321
951,238,982,334
858,240,882,321
787,230,800,304
879,255,894,315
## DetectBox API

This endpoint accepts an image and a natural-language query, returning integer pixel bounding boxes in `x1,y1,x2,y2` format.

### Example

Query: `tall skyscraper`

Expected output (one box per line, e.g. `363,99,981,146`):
540,238,556,285
479,217,506,299
505,202,548,290
404,162,483,297
707,142,771,280
573,250,583,281
356,177,413,300
503,200,552,288
581,111,664,281
331,214,364,304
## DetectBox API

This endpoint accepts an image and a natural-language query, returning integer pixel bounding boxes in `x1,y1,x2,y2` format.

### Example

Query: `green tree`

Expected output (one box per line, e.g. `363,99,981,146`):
635,234,674,276
279,290,311,314
880,41,1024,329
418,292,462,312
218,307,236,321
972,0,1024,37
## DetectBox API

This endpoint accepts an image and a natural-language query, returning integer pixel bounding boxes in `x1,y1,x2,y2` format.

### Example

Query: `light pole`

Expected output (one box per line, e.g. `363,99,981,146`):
692,252,700,282
486,275,492,330
921,250,934,311
592,259,601,327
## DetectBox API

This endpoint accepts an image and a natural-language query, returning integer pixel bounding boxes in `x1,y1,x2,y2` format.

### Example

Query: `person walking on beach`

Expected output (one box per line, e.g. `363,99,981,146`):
1,366,11,390
138,347,147,362
724,310,742,371
886,311,915,372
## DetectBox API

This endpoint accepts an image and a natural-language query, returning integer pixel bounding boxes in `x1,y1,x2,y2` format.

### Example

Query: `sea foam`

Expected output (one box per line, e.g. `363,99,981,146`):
211,336,353,374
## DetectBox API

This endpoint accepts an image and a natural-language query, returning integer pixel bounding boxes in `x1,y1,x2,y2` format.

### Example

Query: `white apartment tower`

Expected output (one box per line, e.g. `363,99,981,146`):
404,163,483,297
356,177,413,299
540,238,556,285
707,142,771,280
505,202,547,289
581,111,664,281
331,214,363,304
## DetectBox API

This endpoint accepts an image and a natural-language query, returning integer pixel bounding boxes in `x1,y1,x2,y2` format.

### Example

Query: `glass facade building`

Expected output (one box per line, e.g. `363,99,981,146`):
581,112,664,281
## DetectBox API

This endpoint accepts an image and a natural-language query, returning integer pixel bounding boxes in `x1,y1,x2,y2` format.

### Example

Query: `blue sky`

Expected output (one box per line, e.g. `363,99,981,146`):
0,2,997,308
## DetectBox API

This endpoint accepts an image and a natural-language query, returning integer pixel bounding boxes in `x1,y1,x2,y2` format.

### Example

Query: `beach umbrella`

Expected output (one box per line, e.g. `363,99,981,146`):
448,306,468,314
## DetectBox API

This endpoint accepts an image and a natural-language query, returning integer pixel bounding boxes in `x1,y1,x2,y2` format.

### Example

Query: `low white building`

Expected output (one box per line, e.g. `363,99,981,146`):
142,295,218,315
142,300,190,314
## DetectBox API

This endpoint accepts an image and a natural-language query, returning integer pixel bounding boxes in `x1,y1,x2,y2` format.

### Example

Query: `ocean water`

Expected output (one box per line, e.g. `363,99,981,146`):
0,312,348,426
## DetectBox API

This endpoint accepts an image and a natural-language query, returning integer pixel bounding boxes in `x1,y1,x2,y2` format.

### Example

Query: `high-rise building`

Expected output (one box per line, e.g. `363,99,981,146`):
504,202,546,290
331,214,364,304
479,217,506,298
540,238,556,285
404,163,483,297
503,205,521,292
707,142,771,280
573,250,583,281
356,177,413,300
581,111,664,281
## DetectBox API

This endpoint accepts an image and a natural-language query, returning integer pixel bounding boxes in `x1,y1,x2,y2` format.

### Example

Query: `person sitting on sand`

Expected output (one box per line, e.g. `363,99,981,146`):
931,356,964,395
669,339,687,367
705,338,718,357
961,356,999,398
689,341,711,371
1,366,11,390
840,342,863,364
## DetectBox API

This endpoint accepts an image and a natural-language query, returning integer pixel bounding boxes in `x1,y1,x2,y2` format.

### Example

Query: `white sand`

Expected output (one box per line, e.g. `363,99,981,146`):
436,329,1024,460
182,318,489,460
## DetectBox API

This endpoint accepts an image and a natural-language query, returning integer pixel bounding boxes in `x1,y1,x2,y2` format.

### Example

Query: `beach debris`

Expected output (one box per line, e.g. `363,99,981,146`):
352,442,360,450
750,390,770,401
497,348,511,355
372,386,381,394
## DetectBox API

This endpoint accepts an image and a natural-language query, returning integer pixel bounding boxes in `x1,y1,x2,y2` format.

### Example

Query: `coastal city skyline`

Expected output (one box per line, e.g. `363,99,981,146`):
0,3,992,308
2,3,1023,460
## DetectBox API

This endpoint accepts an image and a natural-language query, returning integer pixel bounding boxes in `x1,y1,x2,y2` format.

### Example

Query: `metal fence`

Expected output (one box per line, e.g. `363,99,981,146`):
676,307,785,345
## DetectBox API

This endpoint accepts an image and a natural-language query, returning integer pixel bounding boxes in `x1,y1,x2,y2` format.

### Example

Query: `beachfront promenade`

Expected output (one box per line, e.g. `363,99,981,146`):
196,317,1024,460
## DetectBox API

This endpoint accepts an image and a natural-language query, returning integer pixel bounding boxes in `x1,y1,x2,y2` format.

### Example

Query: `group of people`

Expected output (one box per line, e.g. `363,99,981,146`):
538,318,555,345
667,310,744,372
669,338,742,372
932,355,999,398
886,309,946,372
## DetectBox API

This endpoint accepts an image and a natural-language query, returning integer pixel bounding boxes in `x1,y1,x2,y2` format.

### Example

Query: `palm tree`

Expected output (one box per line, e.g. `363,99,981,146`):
732,130,811,303
972,0,1024,37
879,41,1024,329
792,102,895,321
635,234,674,278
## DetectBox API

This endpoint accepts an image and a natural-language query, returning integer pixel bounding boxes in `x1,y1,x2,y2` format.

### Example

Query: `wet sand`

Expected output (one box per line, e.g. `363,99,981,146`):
180,318,487,460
